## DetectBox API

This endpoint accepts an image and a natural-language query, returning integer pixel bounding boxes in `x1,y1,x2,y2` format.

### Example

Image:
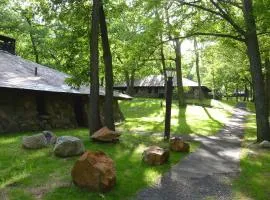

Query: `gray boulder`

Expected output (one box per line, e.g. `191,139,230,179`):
259,140,270,148
54,136,85,157
22,133,47,149
42,130,57,145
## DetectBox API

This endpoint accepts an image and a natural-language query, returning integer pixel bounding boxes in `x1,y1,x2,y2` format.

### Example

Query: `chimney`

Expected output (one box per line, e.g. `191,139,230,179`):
0,35,16,55
35,67,38,76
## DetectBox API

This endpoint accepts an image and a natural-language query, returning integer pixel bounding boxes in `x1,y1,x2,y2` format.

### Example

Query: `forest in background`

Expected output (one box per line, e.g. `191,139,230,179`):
0,0,269,141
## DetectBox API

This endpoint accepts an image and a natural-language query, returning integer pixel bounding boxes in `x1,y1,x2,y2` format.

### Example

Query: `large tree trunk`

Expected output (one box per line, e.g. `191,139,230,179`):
194,38,202,101
174,39,185,107
99,3,115,131
89,0,102,135
243,0,270,141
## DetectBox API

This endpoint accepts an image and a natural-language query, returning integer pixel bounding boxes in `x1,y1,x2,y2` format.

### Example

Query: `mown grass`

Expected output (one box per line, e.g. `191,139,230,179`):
233,114,270,200
0,130,199,200
0,98,234,200
119,98,233,135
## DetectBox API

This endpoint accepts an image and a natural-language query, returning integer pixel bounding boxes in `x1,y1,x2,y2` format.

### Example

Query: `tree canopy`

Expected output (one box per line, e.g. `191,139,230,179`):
0,0,269,141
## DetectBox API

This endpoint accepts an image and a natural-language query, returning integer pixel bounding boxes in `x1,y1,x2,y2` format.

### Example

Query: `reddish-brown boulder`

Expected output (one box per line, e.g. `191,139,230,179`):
71,151,116,192
91,127,121,142
170,137,190,152
142,146,169,165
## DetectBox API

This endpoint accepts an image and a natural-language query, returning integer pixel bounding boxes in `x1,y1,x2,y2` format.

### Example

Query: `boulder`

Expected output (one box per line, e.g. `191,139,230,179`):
54,136,85,157
259,140,270,148
71,151,116,192
42,130,57,145
142,146,169,165
22,133,47,149
170,137,190,152
91,127,121,142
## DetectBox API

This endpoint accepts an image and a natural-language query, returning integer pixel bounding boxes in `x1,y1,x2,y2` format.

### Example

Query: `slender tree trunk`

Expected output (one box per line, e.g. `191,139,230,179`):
244,84,249,101
194,38,202,101
174,39,185,107
99,3,115,130
225,86,228,101
124,70,130,92
25,17,39,64
89,0,102,135
127,69,135,95
212,69,216,99
265,54,270,118
160,43,167,96
236,85,239,102
243,0,270,141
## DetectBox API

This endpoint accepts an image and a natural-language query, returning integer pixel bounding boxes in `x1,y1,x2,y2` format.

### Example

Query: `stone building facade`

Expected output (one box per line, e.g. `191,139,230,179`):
0,87,125,133
0,36,130,133
114,75,211,99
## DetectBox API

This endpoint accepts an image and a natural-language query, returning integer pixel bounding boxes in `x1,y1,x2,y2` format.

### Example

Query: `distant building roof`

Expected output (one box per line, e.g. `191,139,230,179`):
0,50,132,100
114,74,211,91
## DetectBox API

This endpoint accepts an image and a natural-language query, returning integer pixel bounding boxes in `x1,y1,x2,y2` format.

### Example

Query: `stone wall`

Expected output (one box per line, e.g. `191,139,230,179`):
131,87,209,99
0,88,125,133
0,88,38,132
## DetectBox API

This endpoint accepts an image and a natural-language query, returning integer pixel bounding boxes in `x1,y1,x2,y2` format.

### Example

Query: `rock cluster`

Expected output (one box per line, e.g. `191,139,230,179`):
22,130,57,149
170,137,190,152
142,146,170,165
91,127,121,142
71,151,116,192
54,136,85,157
259,140,270,148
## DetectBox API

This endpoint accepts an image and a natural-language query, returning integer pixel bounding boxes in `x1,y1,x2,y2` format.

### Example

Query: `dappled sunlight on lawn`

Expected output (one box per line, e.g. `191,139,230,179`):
0,129,198,200
119,98,233,135
0,98,232,200
233,114,270,200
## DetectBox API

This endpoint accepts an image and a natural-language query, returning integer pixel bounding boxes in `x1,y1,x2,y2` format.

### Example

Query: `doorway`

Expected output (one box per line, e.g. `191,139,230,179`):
74,96,87,127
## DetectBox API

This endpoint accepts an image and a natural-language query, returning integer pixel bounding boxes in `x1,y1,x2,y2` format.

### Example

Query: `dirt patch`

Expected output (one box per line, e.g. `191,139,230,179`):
0,189,9,200
28,180,71,199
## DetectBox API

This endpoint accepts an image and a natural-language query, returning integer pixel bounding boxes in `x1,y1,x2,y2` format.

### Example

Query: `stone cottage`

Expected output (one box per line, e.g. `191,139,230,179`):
114,74,211,98
0,36,131,133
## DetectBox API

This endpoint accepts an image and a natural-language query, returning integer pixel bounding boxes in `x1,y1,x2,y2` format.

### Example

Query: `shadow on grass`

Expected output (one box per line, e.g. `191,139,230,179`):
233,150,270,200
176,105,192,134
202,106,223,127
0,129,195,200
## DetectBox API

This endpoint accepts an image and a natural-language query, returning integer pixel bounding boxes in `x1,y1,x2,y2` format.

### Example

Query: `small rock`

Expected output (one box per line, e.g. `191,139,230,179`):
22,133,47,149
142,146,169,165
259,140,270,148
42,130,57,145
91,127,121,142
71,151,116,192
170,137,190,152
54,136,85,157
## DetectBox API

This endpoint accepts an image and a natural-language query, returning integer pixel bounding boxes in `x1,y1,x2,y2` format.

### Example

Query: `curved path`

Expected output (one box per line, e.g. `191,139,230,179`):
136,103,248,200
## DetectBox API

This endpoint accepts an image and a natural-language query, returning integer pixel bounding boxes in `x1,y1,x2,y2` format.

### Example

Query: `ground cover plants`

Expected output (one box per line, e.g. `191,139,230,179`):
0,98,235,199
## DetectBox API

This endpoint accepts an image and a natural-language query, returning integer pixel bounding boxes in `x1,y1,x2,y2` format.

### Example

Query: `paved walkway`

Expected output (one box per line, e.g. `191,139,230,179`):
136,103,248,200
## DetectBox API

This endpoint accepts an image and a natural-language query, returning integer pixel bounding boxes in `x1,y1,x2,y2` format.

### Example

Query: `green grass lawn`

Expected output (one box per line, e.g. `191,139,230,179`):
233,113,270,200
118,98,233,135
0,98,234,200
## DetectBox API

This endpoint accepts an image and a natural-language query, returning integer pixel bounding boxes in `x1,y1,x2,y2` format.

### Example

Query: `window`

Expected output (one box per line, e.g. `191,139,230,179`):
148,88,152,94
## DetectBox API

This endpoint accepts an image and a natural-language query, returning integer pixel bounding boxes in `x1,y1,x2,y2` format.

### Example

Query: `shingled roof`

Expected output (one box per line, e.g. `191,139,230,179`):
114,74,211,91
0,50,132,99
